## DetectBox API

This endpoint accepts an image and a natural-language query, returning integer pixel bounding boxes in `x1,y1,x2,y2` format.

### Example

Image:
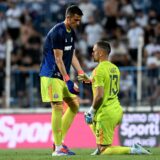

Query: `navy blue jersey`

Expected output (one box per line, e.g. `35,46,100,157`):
39,22,76,79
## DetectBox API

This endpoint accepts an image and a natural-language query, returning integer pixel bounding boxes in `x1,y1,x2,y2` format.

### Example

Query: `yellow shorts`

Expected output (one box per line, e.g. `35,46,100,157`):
40,77,76,102
92,107,123,145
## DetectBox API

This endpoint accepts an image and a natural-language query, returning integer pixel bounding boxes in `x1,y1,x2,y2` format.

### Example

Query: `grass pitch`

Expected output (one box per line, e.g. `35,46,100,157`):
0,148,160,160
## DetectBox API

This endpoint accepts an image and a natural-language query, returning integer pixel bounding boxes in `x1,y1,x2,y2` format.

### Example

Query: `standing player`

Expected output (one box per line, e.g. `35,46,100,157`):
78,41,151,155
39,5,85,156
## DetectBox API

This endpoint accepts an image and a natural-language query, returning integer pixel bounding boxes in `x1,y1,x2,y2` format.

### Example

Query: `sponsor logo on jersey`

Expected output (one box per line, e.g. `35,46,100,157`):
64,45,72,51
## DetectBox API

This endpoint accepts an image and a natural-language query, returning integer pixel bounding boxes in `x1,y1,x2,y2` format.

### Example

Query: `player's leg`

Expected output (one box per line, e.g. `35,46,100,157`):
94,108,151,155
51,101,75,156
101,108,131,154
52,80,78,155
41,77,69,156
130,143,151,155
95,119,131,155
62,83,79,141
101,143,151,155
51,101,63,147
62,97,79,140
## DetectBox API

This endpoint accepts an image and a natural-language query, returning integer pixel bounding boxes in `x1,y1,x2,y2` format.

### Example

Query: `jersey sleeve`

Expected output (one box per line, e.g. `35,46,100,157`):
92,66,105,88
51,28,64,50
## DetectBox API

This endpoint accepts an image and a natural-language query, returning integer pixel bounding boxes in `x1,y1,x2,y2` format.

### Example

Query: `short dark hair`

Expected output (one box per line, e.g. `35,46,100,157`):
96,41,111,54
66,5,83,17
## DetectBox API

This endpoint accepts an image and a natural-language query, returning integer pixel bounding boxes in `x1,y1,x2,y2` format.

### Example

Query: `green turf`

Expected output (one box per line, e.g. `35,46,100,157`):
0,148,160,160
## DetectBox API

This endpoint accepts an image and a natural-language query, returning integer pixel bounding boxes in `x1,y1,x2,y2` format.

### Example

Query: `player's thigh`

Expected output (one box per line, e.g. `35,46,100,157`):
116,109,123,125
95,120,115,145
40,77,63,102
110,107,123,126
63,84,77,100
63,84,79,113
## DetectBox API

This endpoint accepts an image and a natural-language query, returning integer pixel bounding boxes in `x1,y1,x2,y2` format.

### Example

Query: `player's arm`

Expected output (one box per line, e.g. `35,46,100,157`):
84,86,104,124
85,68,104,124
54,49,79,94
72,50,91,83
53,49,68,78
92,86,104,111
72,50,84,73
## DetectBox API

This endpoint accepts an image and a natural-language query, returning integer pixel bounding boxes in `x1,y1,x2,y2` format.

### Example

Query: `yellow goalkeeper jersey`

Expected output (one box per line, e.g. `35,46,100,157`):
91,61,122,121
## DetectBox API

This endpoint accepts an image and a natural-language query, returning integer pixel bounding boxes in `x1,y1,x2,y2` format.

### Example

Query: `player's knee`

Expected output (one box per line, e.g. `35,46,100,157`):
98,144,111,154
65,98,79,113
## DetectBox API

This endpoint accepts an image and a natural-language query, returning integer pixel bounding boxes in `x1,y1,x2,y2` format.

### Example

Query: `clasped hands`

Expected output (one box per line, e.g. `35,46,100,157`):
64,70,91,95
77,73,91,83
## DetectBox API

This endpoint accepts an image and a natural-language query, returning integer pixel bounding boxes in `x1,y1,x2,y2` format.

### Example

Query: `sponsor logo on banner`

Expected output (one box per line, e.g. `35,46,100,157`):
0,113,119,149
119,112,160,147
0,115,52,148
0,113,98,149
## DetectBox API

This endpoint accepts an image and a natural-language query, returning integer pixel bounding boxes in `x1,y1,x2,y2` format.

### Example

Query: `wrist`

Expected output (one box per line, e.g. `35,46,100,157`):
88,106,96,115
63,74,70,82
78,70,84,75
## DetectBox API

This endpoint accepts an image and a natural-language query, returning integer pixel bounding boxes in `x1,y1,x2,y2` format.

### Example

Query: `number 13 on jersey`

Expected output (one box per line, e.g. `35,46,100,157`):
109,74,119,96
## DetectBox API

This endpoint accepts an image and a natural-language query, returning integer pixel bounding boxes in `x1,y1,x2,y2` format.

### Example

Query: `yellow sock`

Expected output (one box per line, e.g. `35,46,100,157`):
61,107,76,141
101,146,131,155
51,104,63,145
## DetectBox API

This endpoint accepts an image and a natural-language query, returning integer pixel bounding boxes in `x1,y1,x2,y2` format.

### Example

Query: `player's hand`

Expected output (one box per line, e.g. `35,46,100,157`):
66,80,79,95
77,73,91,83
63,74,79,95
84,112,94,124
84,106,96,124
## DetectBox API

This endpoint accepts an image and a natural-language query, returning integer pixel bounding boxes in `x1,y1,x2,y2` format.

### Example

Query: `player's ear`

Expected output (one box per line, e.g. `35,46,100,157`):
66,15,71,21
99,50,103,57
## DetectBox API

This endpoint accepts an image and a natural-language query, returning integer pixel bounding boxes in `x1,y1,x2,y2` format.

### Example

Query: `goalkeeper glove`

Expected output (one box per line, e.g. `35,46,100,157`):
84,106,96,124
77,70,91,84
64,74,79,95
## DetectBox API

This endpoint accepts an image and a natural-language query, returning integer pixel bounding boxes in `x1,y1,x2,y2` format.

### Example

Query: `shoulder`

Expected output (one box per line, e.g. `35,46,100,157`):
100,61,119,73
93,64,104,76
98,61,109,70
48,22,65,36
108,62,120,74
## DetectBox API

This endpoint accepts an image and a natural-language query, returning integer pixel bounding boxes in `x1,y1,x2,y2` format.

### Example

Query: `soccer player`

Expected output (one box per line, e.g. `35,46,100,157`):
78,41,151,155
39,5,85,156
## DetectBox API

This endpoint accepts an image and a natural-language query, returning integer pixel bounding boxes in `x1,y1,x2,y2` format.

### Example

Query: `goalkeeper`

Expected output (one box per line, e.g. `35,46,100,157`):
39,5,86,156
78,41,151,155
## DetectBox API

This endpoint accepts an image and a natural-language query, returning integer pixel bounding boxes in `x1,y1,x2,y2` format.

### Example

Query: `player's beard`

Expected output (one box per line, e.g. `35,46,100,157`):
93,58,98,62
71,24,77,29
93,56,98,62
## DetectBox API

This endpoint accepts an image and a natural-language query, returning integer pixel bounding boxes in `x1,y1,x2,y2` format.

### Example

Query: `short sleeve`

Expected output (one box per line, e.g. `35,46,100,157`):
51,29,65,50
92,67,105,87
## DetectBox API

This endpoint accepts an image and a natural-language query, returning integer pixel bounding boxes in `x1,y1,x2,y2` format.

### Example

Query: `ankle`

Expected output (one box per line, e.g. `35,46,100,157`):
55,145,63,152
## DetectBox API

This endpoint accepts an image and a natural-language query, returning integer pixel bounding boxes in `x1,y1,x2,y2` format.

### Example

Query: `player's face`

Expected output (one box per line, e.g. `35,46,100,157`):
92,44,100,62
68,14,82,29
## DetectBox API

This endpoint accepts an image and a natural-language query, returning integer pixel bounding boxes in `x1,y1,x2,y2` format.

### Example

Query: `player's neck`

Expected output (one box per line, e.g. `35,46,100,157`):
99,58,108,63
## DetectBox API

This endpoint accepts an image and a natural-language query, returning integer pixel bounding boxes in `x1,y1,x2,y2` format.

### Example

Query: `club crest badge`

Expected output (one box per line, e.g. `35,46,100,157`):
53,93,59,99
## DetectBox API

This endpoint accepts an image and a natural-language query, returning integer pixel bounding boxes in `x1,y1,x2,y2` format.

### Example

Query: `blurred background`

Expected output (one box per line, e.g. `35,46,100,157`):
0,0,160,150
